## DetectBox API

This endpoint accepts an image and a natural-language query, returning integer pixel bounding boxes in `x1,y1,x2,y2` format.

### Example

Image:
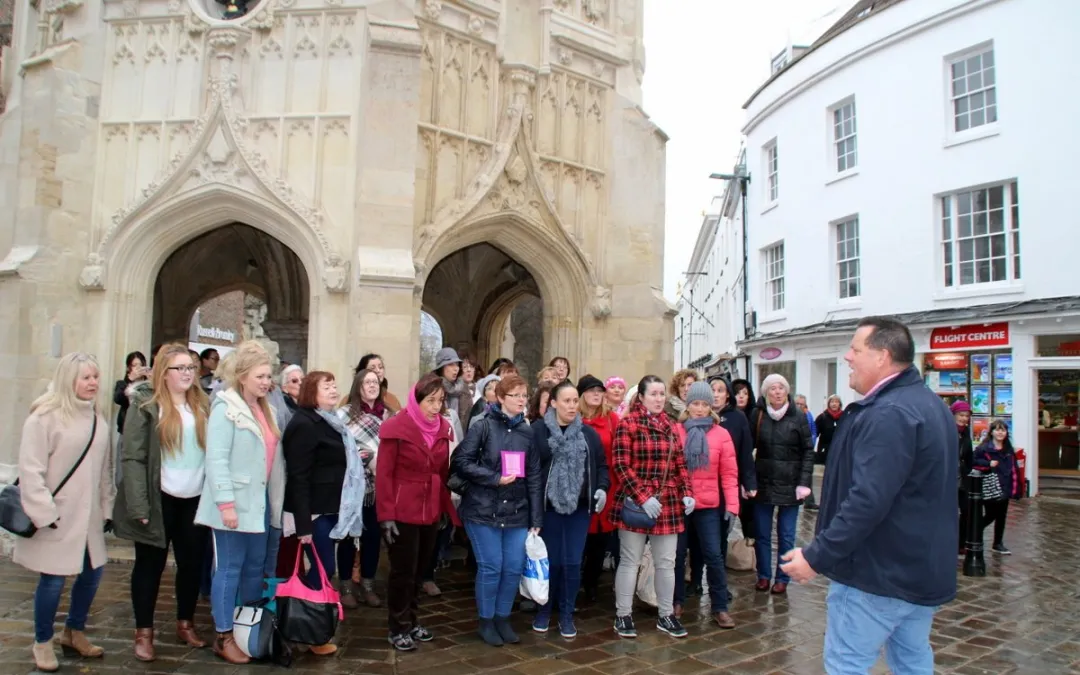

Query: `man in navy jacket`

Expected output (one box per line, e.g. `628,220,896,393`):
781,316,957,674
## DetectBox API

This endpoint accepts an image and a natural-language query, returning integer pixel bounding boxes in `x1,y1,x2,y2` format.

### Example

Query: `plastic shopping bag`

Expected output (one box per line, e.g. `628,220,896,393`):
519,532,550,606
635,543,657,607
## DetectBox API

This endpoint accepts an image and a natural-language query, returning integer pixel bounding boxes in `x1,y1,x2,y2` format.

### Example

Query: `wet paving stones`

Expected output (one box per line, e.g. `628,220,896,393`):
2,498,1080,674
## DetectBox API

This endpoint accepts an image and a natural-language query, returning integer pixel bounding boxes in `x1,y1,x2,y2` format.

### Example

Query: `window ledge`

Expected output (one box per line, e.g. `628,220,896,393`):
944,123,1000,149
826,300,863,314
933,282,1024,303
758,310,788,325
761,201,779,216
825,168,859,186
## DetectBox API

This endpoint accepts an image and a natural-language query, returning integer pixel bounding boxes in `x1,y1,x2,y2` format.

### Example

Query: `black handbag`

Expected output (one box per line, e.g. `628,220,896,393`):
447,417,489,496
0,415,98,538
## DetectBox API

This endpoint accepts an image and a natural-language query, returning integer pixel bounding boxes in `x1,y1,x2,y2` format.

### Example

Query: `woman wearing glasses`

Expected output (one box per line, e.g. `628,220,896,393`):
113,344,211,661
451,375,542,647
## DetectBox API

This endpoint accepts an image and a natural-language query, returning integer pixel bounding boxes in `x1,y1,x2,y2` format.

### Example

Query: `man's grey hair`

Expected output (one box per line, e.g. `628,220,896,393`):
857,316,915,366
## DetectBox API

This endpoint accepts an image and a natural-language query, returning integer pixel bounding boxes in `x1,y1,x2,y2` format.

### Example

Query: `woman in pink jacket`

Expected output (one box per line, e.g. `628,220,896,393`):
672,381,739,629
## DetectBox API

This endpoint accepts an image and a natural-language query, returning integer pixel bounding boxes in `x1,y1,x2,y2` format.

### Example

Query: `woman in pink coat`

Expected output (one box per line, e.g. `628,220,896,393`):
671,381,739,629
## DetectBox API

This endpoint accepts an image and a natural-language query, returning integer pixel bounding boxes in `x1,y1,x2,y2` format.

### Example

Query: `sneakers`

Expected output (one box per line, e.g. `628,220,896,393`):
388,633,416,652
410,626,434,642
614,615,637,639
656,615,688,638
993,543,1011,555
558,616,577,639
532,614,550,633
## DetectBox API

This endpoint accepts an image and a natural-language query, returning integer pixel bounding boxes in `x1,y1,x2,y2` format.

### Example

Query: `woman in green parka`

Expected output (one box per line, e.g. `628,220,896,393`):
113,344,211,662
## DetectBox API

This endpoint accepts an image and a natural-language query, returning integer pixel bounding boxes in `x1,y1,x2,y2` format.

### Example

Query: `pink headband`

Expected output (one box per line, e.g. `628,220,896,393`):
605,377,626,389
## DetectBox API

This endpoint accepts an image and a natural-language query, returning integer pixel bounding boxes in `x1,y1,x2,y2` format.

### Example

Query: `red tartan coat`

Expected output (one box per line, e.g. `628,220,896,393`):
608,402,693,536
585,411,620,534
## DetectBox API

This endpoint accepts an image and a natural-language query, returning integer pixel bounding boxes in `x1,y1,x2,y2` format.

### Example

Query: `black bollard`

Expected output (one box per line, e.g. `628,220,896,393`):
962,470,986,577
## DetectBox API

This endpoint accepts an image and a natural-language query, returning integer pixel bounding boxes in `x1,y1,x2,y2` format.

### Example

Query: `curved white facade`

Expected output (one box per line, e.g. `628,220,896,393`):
735,0,1080,494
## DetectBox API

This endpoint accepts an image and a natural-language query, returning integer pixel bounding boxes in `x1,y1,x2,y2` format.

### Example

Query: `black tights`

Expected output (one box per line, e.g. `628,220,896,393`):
982,499,1009,546
131,493,208,628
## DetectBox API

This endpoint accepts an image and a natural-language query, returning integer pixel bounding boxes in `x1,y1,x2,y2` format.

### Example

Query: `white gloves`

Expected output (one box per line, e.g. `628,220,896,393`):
593,489,607,513
683,496,696,515
642,497,662,519
795,486,812,501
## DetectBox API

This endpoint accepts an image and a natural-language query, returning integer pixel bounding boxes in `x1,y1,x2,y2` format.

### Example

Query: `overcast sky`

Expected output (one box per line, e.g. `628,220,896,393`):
642,0,857,301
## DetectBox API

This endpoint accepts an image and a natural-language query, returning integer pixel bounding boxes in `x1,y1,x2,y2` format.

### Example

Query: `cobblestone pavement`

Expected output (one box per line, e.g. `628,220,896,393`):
1,498,1079,674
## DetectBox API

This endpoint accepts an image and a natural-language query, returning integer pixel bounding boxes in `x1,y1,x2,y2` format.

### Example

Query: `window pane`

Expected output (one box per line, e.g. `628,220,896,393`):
959,214,972,238
975,237,989,259
968,71,983,91
945,262,954,287
991,234,1005,257
988,187,1003,209
983,49,994,67
971,107,985,127
989,208,1004,232
958,192,971,213
976,259,990,283
960,261,974,285
991,258,1006,281
984,65,995,86
944,242,952,266
966,54,981,73
959,239,974,261
987,105,997,124
973,188,987,211
952,61,966,79
974,212,988,236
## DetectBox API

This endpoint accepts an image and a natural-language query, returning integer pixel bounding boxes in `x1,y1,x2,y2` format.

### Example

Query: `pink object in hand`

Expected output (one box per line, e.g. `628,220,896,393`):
795,486,812,501
501,451,526,478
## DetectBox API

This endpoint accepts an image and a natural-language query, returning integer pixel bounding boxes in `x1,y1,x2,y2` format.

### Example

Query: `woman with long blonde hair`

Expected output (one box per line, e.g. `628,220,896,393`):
15,352,115,672
113,344,211,661
194,341,286,665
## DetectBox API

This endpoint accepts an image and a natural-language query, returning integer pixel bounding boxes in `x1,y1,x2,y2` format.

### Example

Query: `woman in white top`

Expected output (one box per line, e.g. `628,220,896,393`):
113,344,211,662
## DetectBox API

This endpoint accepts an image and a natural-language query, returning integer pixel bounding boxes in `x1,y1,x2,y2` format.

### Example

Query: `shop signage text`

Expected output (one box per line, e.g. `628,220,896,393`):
197,325,236,342
930,323,1009,350
759,347,783,361
925,353,968,370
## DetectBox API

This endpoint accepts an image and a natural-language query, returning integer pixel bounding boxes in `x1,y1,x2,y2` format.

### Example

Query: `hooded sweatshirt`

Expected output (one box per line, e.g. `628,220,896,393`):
730,378,757,421
710,376,758,492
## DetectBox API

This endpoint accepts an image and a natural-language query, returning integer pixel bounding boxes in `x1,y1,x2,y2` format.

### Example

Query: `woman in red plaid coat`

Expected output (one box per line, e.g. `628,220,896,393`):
608,375,694,640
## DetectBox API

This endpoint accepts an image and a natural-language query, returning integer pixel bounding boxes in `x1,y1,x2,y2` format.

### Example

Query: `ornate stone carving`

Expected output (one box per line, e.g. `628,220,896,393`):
184,6,209,34
122,0,138,17
590,285,611,319
505,156,526,185
42,0,82,12
557,48,573,66
467,15,484,36
423,0,441,21
246,0,276,31
78,254,105,290
582,0,608,25
322,261,349,293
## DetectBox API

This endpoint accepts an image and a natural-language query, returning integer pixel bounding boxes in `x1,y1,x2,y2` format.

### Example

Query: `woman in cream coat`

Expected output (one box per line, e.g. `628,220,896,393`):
16,352,115,672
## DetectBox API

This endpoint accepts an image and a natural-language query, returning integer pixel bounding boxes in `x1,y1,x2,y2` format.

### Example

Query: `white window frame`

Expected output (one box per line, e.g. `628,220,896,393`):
833,216,861,299
945,42,999,144
830,98,857,174
763,140,779,204
763,242,785,312
940,181,1020,289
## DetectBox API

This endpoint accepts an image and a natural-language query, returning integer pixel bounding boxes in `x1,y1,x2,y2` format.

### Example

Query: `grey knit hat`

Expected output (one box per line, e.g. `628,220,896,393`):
434,347,462,372
686,380,714,407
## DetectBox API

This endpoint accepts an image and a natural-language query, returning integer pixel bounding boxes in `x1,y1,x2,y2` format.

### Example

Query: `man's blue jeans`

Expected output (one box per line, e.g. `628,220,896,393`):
824,582,936,674
536,507,590,621
673,508,730,611
753,503,799,583
464,521,528,619
34,549,103,643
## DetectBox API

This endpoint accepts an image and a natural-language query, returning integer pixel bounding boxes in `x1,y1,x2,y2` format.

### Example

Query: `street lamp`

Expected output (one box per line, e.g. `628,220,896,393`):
710,164,751,376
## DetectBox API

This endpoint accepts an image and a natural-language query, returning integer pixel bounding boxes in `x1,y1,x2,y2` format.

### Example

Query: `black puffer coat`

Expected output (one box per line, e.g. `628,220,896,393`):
750,396,814,506
452,405,543,529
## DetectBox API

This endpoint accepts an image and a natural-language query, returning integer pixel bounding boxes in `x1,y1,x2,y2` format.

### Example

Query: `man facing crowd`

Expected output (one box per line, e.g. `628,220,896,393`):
782,316,957,674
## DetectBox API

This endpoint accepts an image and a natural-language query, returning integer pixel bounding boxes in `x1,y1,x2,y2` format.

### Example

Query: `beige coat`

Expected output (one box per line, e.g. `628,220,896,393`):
14,401,115,576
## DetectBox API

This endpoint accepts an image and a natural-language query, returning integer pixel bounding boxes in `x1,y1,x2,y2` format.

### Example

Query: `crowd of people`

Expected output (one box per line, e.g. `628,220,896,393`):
11,316,1020,673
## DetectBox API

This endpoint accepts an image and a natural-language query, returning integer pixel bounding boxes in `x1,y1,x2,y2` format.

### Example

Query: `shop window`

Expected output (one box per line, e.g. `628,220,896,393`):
1036,334,1080,357
757,361,795,396
923,350,1012,444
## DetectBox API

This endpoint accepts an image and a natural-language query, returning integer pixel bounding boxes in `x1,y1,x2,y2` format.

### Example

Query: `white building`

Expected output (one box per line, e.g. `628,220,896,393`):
738,0,1080,495
674,149,748,378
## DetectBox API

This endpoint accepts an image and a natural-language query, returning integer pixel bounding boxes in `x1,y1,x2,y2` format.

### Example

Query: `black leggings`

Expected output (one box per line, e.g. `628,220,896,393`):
131,493,208,628
982,499,1009,546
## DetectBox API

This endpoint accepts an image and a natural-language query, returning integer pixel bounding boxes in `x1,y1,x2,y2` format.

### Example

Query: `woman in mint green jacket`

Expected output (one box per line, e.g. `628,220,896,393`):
194,341,286,665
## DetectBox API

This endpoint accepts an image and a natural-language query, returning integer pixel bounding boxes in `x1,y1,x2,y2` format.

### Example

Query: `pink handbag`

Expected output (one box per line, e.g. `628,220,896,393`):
274,544,344,645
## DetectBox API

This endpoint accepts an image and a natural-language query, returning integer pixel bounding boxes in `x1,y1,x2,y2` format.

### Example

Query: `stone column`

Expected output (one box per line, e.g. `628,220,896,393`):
262,319,309,368
347,16,423,390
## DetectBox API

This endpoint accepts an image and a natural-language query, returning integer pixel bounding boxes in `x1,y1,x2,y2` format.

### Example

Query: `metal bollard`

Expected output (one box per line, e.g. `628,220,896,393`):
962,470,986,577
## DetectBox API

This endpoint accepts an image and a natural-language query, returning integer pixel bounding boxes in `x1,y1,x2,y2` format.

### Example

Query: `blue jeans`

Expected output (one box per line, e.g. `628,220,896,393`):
464,521,528,619
34,549,103,643
210,503,281,632
824,582,936,674
536,507,590,621
674,508,730,610
753,503,799,583
305,514,361,588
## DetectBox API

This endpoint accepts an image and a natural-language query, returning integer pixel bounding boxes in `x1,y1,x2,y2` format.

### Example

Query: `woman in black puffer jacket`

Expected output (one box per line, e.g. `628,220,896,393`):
748,374,812,595
452,375,542,648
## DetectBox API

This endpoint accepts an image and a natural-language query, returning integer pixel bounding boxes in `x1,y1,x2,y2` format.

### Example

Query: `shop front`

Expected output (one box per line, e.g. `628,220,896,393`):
921,322,1013,444
1032,334,1080,479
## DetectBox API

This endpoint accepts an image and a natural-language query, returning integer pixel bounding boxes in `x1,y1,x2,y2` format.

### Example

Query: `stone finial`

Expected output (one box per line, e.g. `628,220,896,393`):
591,285,612,319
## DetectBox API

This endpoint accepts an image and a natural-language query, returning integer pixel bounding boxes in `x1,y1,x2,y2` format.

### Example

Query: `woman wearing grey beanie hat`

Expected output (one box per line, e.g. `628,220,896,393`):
671,381,740,628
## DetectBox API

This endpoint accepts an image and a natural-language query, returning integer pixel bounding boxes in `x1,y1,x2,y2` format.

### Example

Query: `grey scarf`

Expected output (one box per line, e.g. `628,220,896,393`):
543,408,588,515
314,408,367,540
682,416,713,472
443,376,466,409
